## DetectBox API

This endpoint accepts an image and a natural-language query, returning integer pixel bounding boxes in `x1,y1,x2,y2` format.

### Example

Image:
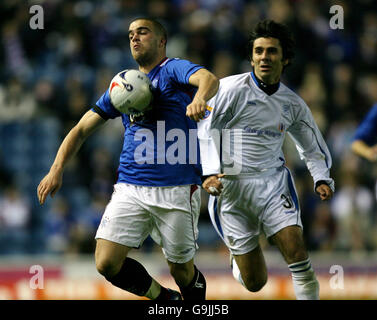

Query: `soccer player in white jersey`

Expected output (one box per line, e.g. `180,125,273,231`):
198,20,334,299
37,17,219,300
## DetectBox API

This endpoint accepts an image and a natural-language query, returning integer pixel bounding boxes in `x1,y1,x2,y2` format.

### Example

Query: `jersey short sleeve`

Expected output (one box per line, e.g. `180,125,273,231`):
92,89,122,120
164,58,203,85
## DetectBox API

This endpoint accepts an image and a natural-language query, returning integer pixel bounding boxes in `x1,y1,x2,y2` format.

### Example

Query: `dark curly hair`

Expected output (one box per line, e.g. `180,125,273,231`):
247,20,295,70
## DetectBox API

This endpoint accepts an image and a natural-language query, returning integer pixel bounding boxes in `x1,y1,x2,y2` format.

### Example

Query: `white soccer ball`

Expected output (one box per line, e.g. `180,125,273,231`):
109,69,153,115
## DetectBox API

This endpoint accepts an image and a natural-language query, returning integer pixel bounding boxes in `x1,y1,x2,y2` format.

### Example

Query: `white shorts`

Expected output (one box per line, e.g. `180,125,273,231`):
208,166,302,255
95,183,201,263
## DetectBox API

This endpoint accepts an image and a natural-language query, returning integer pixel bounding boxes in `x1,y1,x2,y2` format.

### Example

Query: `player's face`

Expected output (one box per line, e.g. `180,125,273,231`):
128,20,163,67
251,37,288,85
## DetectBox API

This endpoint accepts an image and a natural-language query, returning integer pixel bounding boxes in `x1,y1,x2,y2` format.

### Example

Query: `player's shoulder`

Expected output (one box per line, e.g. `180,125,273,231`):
164,57,195,67
220,72,250,86
219,72,251,92
162,57,202,76
279,82,307,108
157,57,181,72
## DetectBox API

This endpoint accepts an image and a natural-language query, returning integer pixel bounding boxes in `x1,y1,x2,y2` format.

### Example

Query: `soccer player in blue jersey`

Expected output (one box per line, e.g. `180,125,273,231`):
198,20,334,299
37,17,219,300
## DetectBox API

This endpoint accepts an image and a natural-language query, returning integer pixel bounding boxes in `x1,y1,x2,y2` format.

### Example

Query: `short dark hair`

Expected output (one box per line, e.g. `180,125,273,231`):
130,17,168,44
247,20,295,68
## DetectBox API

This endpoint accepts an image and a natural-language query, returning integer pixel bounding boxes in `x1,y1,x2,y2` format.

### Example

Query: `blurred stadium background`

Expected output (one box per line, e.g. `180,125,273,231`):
0,0,376,300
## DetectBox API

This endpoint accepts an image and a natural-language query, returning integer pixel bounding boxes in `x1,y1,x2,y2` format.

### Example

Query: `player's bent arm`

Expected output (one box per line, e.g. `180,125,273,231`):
37,110,106,204
188,68,219,102
49,110,106,173
186,69,219,121
351,139,377,162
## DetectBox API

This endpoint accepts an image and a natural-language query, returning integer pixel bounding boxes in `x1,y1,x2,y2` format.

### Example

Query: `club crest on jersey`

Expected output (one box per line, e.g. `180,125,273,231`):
152,79,158,88
203,105,213,119
282,104,290,114
278,122,285,132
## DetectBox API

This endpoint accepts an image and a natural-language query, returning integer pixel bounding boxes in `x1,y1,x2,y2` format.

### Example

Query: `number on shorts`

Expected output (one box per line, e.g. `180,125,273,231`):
281,194,293,209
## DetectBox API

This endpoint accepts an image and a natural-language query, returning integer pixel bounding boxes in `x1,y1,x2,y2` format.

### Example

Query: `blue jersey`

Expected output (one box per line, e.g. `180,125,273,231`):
92,57,203,187
353,103,377,145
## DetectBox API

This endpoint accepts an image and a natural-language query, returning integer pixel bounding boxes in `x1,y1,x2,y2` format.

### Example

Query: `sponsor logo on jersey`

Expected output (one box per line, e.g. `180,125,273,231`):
243,126,282,138
246,100,257,106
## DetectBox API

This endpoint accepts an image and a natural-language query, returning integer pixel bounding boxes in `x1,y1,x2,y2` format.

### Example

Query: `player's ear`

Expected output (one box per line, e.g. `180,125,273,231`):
159,37,166,48
282,59,289,66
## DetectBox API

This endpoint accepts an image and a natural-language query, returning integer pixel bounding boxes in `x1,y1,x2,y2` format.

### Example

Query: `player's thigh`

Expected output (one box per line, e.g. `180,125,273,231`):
211,180,261,255
151,185,200,264
95,183,152,248
234,245,267,285
262,167,302,239
95,238,132,276
271,225,308,264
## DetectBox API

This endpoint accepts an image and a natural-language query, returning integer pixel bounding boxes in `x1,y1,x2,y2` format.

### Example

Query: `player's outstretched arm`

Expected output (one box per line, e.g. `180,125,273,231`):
186,69,219,122
351,140,377,162
37,110,106,205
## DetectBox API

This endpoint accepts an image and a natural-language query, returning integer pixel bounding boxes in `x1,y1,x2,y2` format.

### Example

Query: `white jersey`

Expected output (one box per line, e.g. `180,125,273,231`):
198,72,335,191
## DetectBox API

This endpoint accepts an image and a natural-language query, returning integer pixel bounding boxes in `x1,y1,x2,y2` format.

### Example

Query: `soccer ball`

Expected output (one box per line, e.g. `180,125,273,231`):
109,69,153,115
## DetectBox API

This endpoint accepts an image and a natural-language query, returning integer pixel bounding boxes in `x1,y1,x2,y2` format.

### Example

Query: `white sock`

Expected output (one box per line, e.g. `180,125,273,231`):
288,258,319,300
231,256,247,289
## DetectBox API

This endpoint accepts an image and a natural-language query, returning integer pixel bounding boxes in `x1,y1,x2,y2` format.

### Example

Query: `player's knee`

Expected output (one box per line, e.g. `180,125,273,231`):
96,257,122,279
244,274,267,292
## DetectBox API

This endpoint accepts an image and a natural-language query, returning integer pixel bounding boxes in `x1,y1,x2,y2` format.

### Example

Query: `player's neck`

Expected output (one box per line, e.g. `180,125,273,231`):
139,55,167,74
251,70,280,96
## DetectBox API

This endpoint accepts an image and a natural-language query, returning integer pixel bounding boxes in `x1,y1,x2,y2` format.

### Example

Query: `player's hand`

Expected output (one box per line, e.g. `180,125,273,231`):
37,170,63,205
202,174,225,196
367,145,377,162
186,97,207,122
315,184,333,201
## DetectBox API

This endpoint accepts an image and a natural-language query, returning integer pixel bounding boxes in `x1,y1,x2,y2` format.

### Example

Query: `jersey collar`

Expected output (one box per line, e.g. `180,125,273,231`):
250,70,280,96
148,57,169,78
